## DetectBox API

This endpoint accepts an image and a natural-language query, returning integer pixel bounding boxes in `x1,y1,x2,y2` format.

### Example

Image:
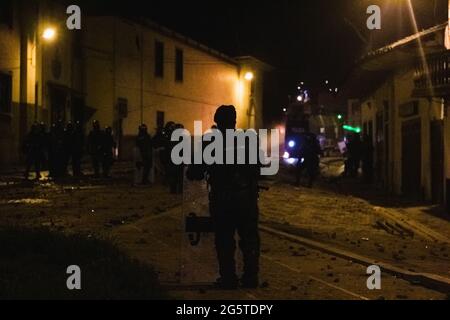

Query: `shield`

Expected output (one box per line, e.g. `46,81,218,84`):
179,168,218,285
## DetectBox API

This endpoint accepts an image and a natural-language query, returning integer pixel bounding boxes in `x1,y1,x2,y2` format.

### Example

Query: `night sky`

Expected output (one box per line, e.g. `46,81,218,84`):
73,0,447,120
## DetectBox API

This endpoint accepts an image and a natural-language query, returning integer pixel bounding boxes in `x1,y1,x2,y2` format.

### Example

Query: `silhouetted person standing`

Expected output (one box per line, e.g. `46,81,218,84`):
346,133,362,178
72,121,85,177
102,126,116,178
63,122,74,177
296,132,322,188
49,120,66,179
23,123,44,180
136,124,153,185
187,105,261,289
87,120,103,178
361,134,374,183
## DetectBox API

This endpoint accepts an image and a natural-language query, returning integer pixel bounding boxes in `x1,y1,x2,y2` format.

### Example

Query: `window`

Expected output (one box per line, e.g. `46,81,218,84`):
117,98,128,119
0,73,12,114
175,48,183,82
156,111,165,129
0,0,13,28
155,40,164,78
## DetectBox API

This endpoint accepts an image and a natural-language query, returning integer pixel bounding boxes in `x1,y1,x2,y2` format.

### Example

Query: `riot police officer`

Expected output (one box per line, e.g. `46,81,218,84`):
72,121,85,177
136,124,153,185
187,105,261,289
23,123,44,180
296,132,322,188
102,126,116,178
87,120,104,178
49,120,66,179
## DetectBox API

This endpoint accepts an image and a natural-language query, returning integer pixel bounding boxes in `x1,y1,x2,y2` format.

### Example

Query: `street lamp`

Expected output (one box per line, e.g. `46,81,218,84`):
244,72,254,81
42,27,57,42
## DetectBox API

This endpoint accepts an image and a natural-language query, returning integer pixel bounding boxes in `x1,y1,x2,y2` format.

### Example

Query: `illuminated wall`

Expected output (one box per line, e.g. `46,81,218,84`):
83,17,263,159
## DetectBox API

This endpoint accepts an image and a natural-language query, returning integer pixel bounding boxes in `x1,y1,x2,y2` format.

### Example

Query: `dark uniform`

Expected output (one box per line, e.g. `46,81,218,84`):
49,120,66,179
72,122,85,177
168,123,184,194
361,134,374,183
136,124,153,185
23,123,44,180
187,105,261,289
296,132,322,188
63,122,74,176
102,127,116,178
345,133,362,177
87,121,104,177
64,122,84,177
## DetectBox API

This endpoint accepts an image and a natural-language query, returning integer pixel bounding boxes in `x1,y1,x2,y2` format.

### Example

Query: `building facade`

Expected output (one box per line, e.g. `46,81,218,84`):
345,22,450,209
0,1,269,165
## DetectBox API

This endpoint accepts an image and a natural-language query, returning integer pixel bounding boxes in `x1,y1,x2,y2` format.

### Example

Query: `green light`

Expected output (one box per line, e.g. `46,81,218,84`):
343,125,361,133
337,114,343,120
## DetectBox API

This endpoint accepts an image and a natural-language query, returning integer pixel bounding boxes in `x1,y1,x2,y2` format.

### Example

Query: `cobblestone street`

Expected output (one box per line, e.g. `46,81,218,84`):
1,160,449,299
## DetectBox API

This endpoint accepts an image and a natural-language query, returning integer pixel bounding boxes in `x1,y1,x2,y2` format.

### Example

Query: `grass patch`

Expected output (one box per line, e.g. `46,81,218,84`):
0,227,168,300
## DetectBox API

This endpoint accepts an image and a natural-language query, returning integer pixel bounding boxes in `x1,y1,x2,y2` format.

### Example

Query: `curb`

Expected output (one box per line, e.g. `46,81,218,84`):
260,224,450,294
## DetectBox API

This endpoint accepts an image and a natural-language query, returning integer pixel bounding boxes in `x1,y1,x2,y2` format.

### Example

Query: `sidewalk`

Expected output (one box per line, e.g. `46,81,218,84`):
267,162,450,278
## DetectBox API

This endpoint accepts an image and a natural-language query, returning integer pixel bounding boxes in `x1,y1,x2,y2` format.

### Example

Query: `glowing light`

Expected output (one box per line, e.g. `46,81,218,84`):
286,158,297,165
337,114,343,120
244,72,254,81
42,27,56,41
297,95,303,102
283,152,290,159
283,108,287,112
288,140,296,148
343,125,361,134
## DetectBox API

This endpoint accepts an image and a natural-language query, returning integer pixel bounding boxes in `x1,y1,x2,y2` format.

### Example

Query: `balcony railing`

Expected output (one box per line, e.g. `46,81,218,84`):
413,50,450,97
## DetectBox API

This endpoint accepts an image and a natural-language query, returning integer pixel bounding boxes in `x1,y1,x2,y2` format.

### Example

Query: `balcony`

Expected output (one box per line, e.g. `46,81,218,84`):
413,50,450,98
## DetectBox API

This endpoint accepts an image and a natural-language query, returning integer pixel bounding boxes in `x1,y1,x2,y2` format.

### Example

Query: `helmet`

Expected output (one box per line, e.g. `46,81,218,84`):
214,105,236,129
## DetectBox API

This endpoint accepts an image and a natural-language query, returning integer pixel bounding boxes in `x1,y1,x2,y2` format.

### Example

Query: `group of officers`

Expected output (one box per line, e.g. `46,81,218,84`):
135,121,185,193
23,120,116,180
23,108,261,290
23,119,186,194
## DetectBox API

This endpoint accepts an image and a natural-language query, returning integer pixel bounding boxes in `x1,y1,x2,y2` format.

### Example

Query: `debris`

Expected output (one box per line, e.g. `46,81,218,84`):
261,281,269,288
290,285,298,291
392,253,405,261
361,238,369,242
